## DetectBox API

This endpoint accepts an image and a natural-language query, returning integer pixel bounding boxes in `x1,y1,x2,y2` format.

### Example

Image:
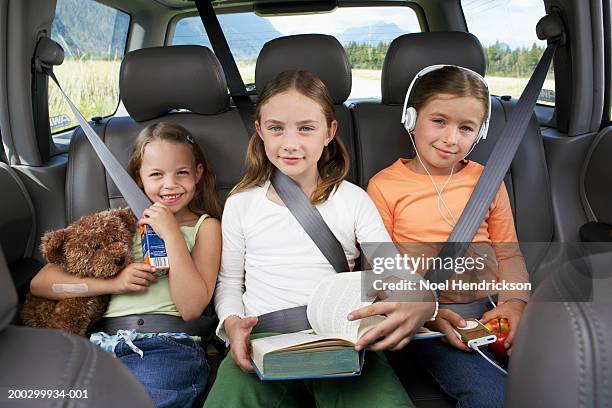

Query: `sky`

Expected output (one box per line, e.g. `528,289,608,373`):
266,7,420,36
463,0,548,48
265,0,547,49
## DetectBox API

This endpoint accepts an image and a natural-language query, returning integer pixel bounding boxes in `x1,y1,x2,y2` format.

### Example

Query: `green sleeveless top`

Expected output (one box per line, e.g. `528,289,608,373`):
104,214,209,317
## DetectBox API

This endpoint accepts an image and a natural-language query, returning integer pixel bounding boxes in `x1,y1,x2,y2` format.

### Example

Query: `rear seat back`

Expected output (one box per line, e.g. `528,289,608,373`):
67,45,249,222
582,127,612,225
0,246,154,407
351,32,554,274
255,34,358,184
0,163,42,301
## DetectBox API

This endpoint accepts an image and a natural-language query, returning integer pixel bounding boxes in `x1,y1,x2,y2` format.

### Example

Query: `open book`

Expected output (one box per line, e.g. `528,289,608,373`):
250,272,444,380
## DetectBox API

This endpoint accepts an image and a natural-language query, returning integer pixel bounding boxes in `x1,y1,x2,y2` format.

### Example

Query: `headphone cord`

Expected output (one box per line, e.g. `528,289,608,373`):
470,343,508,375
408,132,457,228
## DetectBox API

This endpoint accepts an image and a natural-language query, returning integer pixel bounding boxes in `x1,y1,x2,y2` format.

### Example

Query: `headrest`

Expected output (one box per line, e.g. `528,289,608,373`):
120,45,229,122
0,248,17,332
255,34,351,104
382,32,486,105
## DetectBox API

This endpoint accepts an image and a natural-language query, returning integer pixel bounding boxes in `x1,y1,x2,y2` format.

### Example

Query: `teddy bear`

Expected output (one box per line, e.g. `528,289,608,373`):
21,208,137,336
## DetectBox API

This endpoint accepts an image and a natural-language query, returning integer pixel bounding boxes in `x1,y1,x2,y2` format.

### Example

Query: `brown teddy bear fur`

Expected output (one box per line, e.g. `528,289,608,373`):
21,208,137,336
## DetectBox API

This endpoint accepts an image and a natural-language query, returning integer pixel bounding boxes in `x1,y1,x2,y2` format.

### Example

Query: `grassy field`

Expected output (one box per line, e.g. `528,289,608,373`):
352,69,555,102
48,60,555,134
237,61,256,84
49,59,122,133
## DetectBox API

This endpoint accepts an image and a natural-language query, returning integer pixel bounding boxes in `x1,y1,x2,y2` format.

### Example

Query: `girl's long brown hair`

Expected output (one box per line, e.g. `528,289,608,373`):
231,70,349,205
127,121,222,220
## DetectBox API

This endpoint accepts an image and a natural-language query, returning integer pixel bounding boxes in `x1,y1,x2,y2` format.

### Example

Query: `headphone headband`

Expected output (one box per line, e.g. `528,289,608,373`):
401,64,491,142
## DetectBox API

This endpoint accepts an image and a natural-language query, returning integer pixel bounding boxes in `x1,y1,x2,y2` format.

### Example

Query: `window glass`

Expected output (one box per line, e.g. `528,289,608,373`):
172,7,421,99
48,0,130,134
463,0,555,106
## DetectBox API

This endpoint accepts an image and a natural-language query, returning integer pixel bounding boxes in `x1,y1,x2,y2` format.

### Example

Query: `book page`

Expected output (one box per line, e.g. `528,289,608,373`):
307,272,376,343
252,332,350,356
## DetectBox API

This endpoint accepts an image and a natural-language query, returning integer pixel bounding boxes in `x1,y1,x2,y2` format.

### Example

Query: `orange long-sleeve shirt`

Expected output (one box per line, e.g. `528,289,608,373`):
367,158,530,303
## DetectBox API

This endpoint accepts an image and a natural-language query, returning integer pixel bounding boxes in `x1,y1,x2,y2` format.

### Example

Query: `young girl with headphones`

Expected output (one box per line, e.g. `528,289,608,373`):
367,65,530,408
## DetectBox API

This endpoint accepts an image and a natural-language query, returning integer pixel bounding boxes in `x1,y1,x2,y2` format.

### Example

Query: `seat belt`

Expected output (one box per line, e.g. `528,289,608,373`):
34,37,151,219
252,170,351,333
194,0,255,134
271,170,350,273
425,24,561,289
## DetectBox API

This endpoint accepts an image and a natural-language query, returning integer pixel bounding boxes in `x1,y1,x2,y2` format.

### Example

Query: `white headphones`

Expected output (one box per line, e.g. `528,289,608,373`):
400,64,491,145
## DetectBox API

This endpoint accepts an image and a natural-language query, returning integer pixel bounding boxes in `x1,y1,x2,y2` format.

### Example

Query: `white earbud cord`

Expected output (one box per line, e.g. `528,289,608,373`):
408,131,457,228
470,343,508,375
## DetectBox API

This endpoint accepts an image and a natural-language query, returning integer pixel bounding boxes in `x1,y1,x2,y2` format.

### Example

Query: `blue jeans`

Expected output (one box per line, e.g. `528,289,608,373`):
405,299,505,408
114,336,209,408
405,338,506,408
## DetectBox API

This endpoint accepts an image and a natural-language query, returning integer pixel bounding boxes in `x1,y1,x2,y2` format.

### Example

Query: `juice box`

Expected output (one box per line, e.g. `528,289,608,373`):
140,224,169,277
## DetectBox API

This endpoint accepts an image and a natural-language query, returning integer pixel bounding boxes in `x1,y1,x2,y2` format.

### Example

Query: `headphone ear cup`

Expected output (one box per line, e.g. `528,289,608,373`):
475,120,489,144
404,107,417,132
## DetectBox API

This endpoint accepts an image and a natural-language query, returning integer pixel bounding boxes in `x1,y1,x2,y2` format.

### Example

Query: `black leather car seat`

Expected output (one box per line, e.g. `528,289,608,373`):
506,250,612,407
0,246,154,407
580,127,612,244
0,162,43,304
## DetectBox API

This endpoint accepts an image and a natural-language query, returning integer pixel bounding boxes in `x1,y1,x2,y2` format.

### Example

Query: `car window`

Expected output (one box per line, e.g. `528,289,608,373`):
48,0,130,135
463,0,555,106
171,7,421,100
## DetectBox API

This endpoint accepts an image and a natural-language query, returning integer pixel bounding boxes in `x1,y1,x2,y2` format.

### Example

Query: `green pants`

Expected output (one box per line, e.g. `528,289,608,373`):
204,348,415,408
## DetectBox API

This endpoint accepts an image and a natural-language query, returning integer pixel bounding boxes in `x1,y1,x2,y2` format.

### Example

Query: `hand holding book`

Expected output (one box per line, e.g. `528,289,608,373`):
348,299,439,351
250,272,444,380
225,315,259,373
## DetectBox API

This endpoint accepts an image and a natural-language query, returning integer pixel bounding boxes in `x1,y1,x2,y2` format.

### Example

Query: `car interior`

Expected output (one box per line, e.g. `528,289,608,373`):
0,0,611,407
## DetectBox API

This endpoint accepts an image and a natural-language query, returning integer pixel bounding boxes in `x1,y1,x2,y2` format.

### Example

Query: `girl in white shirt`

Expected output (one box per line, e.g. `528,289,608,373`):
205,70,435,408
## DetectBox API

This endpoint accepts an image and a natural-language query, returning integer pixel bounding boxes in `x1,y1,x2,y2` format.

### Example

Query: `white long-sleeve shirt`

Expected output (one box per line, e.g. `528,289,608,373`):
214,179,391,341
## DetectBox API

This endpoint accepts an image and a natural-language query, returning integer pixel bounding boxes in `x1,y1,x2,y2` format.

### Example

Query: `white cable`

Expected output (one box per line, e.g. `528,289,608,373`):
408,132,457,228
471,343,507,375
487,295,497,308
436,171,457,228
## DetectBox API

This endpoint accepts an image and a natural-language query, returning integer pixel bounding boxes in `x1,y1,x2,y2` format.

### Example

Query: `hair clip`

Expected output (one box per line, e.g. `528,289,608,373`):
186,135,195,144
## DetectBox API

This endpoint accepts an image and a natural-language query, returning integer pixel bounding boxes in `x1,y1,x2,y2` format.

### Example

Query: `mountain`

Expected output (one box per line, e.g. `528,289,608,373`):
336,22,408,46
51,0,129,59
51,2,405,61
51,2,281,61
173,13,282,60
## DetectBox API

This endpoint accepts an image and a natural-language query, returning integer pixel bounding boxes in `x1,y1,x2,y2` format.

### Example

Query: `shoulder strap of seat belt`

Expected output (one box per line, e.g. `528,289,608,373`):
426,39,559,288
48,69,152,218
194,0,255,134
271,170,350,273
35,37,151,218
252,168,352,335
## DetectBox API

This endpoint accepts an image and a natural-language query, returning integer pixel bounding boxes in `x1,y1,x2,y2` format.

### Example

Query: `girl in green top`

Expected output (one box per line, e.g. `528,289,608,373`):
30,121,222,407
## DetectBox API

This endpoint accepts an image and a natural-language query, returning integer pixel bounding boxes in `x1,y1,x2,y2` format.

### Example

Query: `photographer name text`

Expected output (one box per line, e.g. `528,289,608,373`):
372,279,531,292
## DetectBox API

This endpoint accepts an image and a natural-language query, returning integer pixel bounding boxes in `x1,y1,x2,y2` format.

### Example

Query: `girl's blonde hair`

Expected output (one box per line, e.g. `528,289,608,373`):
231,70,349,205
127,121,222,220
411,66,490,124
